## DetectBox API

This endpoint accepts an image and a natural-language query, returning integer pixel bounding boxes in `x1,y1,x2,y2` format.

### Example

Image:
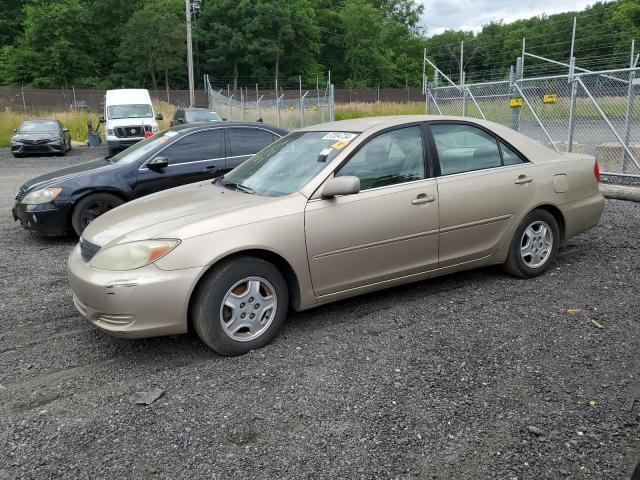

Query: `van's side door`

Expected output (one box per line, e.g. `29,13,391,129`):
133,128,225,197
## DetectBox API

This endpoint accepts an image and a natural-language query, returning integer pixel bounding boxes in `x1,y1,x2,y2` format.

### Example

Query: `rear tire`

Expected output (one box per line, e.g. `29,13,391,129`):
503,209,560,278
71,192,124,236
192,257,289,356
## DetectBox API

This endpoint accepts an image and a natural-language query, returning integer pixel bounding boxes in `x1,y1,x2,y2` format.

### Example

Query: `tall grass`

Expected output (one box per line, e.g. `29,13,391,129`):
0,101,176,148
336,102,426,120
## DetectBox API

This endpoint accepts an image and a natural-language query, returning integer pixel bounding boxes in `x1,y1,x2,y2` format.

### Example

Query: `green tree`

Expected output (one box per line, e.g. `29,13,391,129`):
0,0,100,87
114,0,186,89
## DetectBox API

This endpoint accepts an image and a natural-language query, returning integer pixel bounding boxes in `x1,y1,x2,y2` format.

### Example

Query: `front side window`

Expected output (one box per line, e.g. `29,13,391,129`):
228,128,277,157
107,104,153,119
110,130,178,164
160,129,222,165
221,131,359,196
431,124,502,175
336,126,425,190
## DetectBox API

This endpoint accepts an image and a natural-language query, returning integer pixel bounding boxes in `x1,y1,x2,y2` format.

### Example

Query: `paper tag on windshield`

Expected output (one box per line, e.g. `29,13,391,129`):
323,132,356,141
331,139,350,150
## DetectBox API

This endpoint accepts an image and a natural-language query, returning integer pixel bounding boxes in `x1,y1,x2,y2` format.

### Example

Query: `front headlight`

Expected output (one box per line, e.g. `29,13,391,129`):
89,239,180,271
21,187,62,204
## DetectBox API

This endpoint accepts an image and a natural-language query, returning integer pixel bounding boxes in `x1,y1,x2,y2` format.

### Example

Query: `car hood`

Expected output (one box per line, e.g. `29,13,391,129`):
83,181,307,247
13,132,60,141
20,159,117,192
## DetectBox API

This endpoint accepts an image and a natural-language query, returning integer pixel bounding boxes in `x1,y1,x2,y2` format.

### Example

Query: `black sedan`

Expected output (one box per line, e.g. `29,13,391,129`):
11,119,72,157
170,107,224,126
12,122,287,236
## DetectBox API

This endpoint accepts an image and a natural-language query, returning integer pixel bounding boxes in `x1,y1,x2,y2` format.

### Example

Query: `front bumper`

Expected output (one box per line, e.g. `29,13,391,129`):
107,138,143,152
68,244,201,338
12,141,64,155
12,201,69,236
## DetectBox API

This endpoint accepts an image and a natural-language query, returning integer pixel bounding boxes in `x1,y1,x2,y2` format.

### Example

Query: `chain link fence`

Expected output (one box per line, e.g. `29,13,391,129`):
205,75,334,129
425,66,640,178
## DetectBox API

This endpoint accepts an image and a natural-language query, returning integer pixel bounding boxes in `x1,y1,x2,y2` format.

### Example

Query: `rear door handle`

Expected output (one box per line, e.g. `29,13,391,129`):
515,176,534,184
411,194,436,205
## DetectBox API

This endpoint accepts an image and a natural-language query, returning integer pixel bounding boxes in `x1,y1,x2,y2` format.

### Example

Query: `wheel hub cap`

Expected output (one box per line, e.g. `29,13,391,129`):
220,276,277,342
520,220,553,268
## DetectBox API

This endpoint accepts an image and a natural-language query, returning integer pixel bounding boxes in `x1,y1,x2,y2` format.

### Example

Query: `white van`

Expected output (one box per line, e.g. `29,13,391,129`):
101,89,162,155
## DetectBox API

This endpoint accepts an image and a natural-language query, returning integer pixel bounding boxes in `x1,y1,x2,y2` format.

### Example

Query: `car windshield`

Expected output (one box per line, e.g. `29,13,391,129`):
19,120,59,133
107,104,153,119
185,110,222,122
109,130,179,164
220,131,359,196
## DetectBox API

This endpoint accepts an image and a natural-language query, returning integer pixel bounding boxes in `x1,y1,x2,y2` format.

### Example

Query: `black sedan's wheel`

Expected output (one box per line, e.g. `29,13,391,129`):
192,257,289,356
71,192,124,236
504,209,560,278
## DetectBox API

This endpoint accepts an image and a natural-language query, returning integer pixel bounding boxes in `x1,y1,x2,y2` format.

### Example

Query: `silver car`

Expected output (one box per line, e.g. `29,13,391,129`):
68,116,604,355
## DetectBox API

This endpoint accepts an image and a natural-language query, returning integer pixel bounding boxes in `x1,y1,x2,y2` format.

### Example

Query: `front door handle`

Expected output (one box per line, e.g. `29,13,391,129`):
205,165,217,171
514,175,534,184
411,193,436,205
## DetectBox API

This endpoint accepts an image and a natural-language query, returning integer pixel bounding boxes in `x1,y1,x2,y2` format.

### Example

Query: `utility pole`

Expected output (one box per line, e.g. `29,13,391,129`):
185,0,200,107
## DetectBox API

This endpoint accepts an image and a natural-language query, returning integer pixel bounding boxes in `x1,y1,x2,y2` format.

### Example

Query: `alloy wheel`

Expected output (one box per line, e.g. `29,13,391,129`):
520,220,553,268
219,276,277,342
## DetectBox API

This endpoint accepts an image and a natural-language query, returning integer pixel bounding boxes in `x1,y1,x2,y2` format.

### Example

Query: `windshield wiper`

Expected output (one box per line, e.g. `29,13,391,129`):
214,177,255,194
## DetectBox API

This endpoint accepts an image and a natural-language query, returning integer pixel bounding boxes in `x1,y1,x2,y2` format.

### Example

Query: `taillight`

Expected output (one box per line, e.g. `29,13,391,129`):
593,160,601,183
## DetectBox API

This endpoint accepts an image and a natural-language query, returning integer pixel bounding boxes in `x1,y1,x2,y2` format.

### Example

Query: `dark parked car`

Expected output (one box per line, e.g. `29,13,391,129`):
11,119,72,157
170,107,224,126
12,122,287,236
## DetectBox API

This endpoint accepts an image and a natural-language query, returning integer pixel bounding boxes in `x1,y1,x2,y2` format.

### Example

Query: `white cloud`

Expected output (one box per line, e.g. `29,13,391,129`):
420,0,596,36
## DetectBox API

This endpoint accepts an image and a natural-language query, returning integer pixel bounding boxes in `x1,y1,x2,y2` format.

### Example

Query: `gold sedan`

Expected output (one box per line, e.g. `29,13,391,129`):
68,116,605,355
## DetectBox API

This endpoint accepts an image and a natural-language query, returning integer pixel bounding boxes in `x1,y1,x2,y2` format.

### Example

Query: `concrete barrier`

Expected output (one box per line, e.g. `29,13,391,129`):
600,184,640,202
595,142,640,175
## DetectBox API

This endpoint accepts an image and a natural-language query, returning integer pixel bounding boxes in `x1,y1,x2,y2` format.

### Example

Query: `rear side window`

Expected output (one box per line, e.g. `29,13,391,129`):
500,142,525,166
160,129,223,165
228,128,275,157
431,124,502,175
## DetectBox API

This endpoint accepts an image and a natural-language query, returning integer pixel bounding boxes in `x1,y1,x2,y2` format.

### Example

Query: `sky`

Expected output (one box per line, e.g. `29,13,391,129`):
420,0,596,35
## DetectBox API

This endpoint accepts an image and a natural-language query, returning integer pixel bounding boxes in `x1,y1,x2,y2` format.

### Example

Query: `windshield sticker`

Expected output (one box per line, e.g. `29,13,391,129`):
331,139,351,150
322,132,357,141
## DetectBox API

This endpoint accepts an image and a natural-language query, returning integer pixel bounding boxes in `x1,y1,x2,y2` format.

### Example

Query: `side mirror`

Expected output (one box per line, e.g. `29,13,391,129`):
63,128,69,132
155,113,163,121
148,156,169,170
13,128,17,133
321,176,360,198
99,116,105,123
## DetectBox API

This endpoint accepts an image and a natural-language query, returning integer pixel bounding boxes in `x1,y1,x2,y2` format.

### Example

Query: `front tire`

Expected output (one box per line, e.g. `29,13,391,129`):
192,257,289,356
504,209,560,278
71,192,124,236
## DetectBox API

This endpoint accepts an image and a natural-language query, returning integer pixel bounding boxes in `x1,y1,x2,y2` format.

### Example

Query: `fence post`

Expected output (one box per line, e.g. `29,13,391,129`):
329,84,335,121
433,71,439,114
511,59,522,132
21,85,26,114
567,57,578,153
622,40,636,173
377,85,380,102
240,89,244,120
72,86,77,111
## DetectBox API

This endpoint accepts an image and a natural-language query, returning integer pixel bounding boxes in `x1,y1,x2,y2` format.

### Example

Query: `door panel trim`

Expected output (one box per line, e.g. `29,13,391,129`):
439,213,512,233
314,228,439,259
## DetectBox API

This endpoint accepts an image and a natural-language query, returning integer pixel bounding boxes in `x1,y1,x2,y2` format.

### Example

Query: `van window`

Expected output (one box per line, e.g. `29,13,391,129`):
108,104,153,119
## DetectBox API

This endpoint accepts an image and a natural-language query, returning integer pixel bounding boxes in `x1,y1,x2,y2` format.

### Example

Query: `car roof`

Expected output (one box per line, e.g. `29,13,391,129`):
300,115,557,162
169,121,288,134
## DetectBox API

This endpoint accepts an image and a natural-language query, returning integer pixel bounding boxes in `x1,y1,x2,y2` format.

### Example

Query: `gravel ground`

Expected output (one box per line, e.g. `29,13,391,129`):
0,146,639,480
